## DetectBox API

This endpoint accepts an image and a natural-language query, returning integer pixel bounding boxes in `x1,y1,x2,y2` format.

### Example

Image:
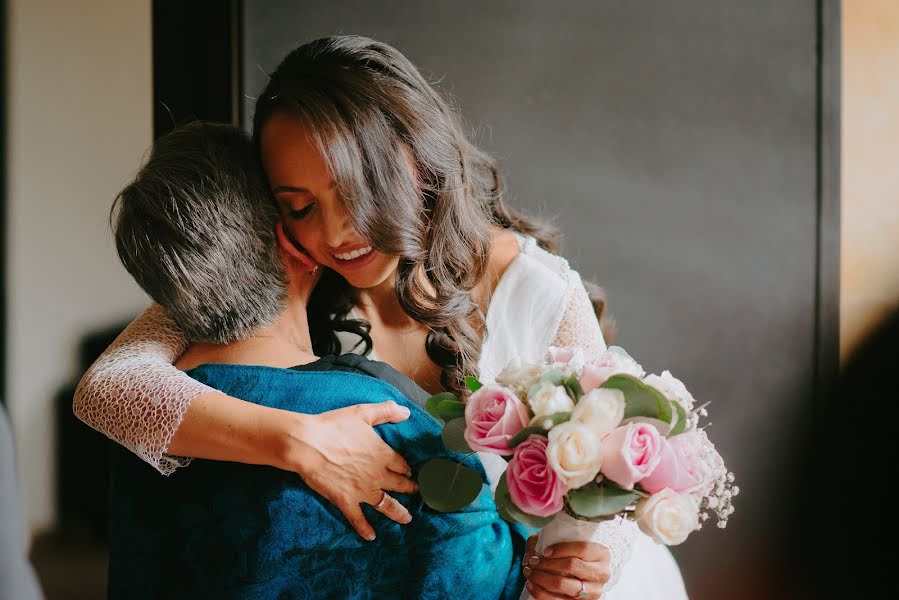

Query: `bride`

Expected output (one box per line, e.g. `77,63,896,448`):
75,35,687,599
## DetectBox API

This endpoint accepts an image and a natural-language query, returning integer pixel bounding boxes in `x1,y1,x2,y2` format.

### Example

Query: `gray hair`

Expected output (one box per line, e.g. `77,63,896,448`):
111,122,287,344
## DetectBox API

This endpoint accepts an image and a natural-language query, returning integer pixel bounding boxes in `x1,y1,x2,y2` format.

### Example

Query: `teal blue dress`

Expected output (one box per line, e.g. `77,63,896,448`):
107,356,528,599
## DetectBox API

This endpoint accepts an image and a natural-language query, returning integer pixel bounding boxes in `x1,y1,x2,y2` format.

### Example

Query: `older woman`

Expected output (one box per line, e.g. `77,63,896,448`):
105,121,555,599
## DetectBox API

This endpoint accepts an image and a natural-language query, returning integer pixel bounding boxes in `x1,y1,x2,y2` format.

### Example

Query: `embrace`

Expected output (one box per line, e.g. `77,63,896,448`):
75,36,687,599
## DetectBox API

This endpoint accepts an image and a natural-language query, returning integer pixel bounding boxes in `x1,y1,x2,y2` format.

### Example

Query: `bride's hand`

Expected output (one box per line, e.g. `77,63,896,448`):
522,535,612,600
275,401,418,541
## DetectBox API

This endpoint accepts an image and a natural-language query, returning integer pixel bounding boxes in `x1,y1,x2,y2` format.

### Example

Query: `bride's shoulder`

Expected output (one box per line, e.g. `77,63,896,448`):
489,233,580,312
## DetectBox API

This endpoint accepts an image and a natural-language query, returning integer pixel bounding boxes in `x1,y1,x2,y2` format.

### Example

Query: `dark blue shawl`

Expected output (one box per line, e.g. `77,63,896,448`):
108,362,528,599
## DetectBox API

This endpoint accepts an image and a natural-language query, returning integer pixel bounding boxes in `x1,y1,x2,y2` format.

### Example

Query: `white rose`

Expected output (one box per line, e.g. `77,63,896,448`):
572,388,626,437
527,382,575,421
547,421,604,488
643,370,695,411
496,357,547,391
635,488,700,545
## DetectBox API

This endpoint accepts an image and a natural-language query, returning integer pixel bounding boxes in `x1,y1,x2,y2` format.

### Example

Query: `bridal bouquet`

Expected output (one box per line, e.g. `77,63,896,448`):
419,346,737,595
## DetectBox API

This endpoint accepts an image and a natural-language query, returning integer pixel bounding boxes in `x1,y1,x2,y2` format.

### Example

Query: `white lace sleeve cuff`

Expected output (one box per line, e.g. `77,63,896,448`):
72,304,213,474
551,270,607,357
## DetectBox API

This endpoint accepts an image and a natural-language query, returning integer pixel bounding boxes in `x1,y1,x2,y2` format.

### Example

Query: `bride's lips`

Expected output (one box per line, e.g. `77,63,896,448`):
330,243,378,271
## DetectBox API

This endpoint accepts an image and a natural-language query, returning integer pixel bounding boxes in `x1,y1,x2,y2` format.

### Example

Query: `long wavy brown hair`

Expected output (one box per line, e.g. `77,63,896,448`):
253,35,611,395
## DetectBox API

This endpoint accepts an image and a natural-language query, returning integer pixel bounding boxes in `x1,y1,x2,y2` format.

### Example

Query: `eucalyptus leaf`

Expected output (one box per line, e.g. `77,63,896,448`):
505,500,554,528
440,418,472,454
601,375,672,424
425,392,458,419
568,481,639,518
418,459,483,513
669,400,688,437
465,376,483,394
493,473,516,524
437,399,465,422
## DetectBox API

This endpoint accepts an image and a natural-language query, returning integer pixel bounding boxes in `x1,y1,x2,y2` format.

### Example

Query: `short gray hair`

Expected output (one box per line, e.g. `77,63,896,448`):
112,122,286,344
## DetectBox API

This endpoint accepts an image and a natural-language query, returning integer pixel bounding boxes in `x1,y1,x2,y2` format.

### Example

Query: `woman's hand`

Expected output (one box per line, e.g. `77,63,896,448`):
276,401,418,541
522,535,612,600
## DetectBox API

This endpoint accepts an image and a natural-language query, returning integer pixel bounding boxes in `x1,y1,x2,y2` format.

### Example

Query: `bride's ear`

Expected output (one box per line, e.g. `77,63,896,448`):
276,222,318,274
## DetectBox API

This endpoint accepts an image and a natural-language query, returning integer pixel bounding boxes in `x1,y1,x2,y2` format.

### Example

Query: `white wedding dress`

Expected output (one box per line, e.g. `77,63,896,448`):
73,234,687,599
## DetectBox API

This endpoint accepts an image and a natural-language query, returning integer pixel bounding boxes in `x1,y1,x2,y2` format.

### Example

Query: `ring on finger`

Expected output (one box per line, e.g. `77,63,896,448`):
374,491,389,509
577,578,588,599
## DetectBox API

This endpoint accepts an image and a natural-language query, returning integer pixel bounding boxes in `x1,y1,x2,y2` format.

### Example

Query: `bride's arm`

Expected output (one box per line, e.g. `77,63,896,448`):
550,270,608,356
73,304,417,539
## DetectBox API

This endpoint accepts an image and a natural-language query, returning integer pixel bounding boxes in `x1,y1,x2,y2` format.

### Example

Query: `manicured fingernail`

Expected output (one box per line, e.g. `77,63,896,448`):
402,515,412,524
366,532,376,541
522,566,532,577
544,547,554,557
526,582,534,592
528,555,540,566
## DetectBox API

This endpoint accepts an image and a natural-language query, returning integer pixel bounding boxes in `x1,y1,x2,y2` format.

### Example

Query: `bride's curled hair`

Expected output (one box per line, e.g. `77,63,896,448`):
253,35,610,394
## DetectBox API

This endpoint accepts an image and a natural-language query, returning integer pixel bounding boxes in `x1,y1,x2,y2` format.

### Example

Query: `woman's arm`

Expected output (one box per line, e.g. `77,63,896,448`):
73,304,417,539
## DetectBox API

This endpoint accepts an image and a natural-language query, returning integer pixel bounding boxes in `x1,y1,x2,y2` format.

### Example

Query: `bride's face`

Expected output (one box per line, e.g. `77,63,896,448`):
260,112,400,290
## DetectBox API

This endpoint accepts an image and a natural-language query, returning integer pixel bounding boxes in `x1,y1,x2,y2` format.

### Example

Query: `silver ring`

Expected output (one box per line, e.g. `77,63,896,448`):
578,579,588,599
375,491,389,509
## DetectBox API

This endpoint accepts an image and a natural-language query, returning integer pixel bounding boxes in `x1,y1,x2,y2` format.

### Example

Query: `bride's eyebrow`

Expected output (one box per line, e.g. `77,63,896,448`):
272,185,311,195
271,181,338,195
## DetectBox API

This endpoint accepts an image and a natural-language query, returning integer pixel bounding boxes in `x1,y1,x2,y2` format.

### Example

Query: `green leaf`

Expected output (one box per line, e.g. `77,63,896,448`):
601,375,672,423
567,481,639,518
505,500,555,528
493,472,516,524
440,418,472,453
465,376,483,394
418,458,483,512
425,392,458,418
508,412,572,448
563,375,583,403
424,392,464,421
538,369,565,386
668,400,688,437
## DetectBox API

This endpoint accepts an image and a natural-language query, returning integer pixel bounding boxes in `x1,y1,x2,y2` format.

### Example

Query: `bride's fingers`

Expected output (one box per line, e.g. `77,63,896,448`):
276,222,318,272
544,540,610,563
380,471,418,495
369,492,412,525
522,579,573,600
524,569,604,599
337,501,376,542
530,556,609,584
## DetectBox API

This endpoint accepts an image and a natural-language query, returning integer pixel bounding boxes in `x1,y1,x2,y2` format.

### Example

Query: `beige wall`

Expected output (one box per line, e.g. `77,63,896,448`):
5,0,153,532
842,0,899,361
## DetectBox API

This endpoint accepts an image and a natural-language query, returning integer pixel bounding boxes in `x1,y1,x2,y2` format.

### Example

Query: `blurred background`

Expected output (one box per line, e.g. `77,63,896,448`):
1,1,896,598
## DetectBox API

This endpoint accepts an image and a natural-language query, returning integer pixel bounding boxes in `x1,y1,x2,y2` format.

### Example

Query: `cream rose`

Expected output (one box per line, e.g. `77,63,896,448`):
496,357,546,392
571,388,626,437
635,488,700,545
527,382,575,421
643,370,695,411
546,421,604,488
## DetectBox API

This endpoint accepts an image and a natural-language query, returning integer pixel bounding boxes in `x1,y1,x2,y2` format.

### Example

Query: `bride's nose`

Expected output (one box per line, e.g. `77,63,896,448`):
321,201,355,249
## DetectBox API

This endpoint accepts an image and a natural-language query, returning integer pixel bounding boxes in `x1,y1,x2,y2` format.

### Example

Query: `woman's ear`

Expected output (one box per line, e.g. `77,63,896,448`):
276,222,318,274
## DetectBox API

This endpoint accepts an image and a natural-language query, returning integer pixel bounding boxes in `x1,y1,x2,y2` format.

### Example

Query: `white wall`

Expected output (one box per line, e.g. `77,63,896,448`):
6,0,153,532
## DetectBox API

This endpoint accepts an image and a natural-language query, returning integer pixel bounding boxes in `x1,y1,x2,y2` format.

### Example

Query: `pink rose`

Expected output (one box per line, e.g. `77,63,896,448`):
463,385,529,455
642,430,722,496
600,422,664,489
580,347,646,394
507,435,567,517
547,346,586,368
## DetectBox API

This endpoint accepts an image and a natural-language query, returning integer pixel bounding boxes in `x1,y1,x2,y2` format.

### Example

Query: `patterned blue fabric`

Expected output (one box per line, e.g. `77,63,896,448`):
108,363,528,599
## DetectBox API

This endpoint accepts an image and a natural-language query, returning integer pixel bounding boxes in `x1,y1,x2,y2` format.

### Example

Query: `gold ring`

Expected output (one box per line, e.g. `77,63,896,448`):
375,491,389,508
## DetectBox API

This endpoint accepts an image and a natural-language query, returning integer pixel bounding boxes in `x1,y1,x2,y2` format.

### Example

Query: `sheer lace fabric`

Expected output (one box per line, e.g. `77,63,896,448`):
73,304,206,475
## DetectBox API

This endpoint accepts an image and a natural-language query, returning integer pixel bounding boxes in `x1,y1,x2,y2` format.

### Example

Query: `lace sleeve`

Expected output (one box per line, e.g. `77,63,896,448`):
551,270,607,357
72,304,214,474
